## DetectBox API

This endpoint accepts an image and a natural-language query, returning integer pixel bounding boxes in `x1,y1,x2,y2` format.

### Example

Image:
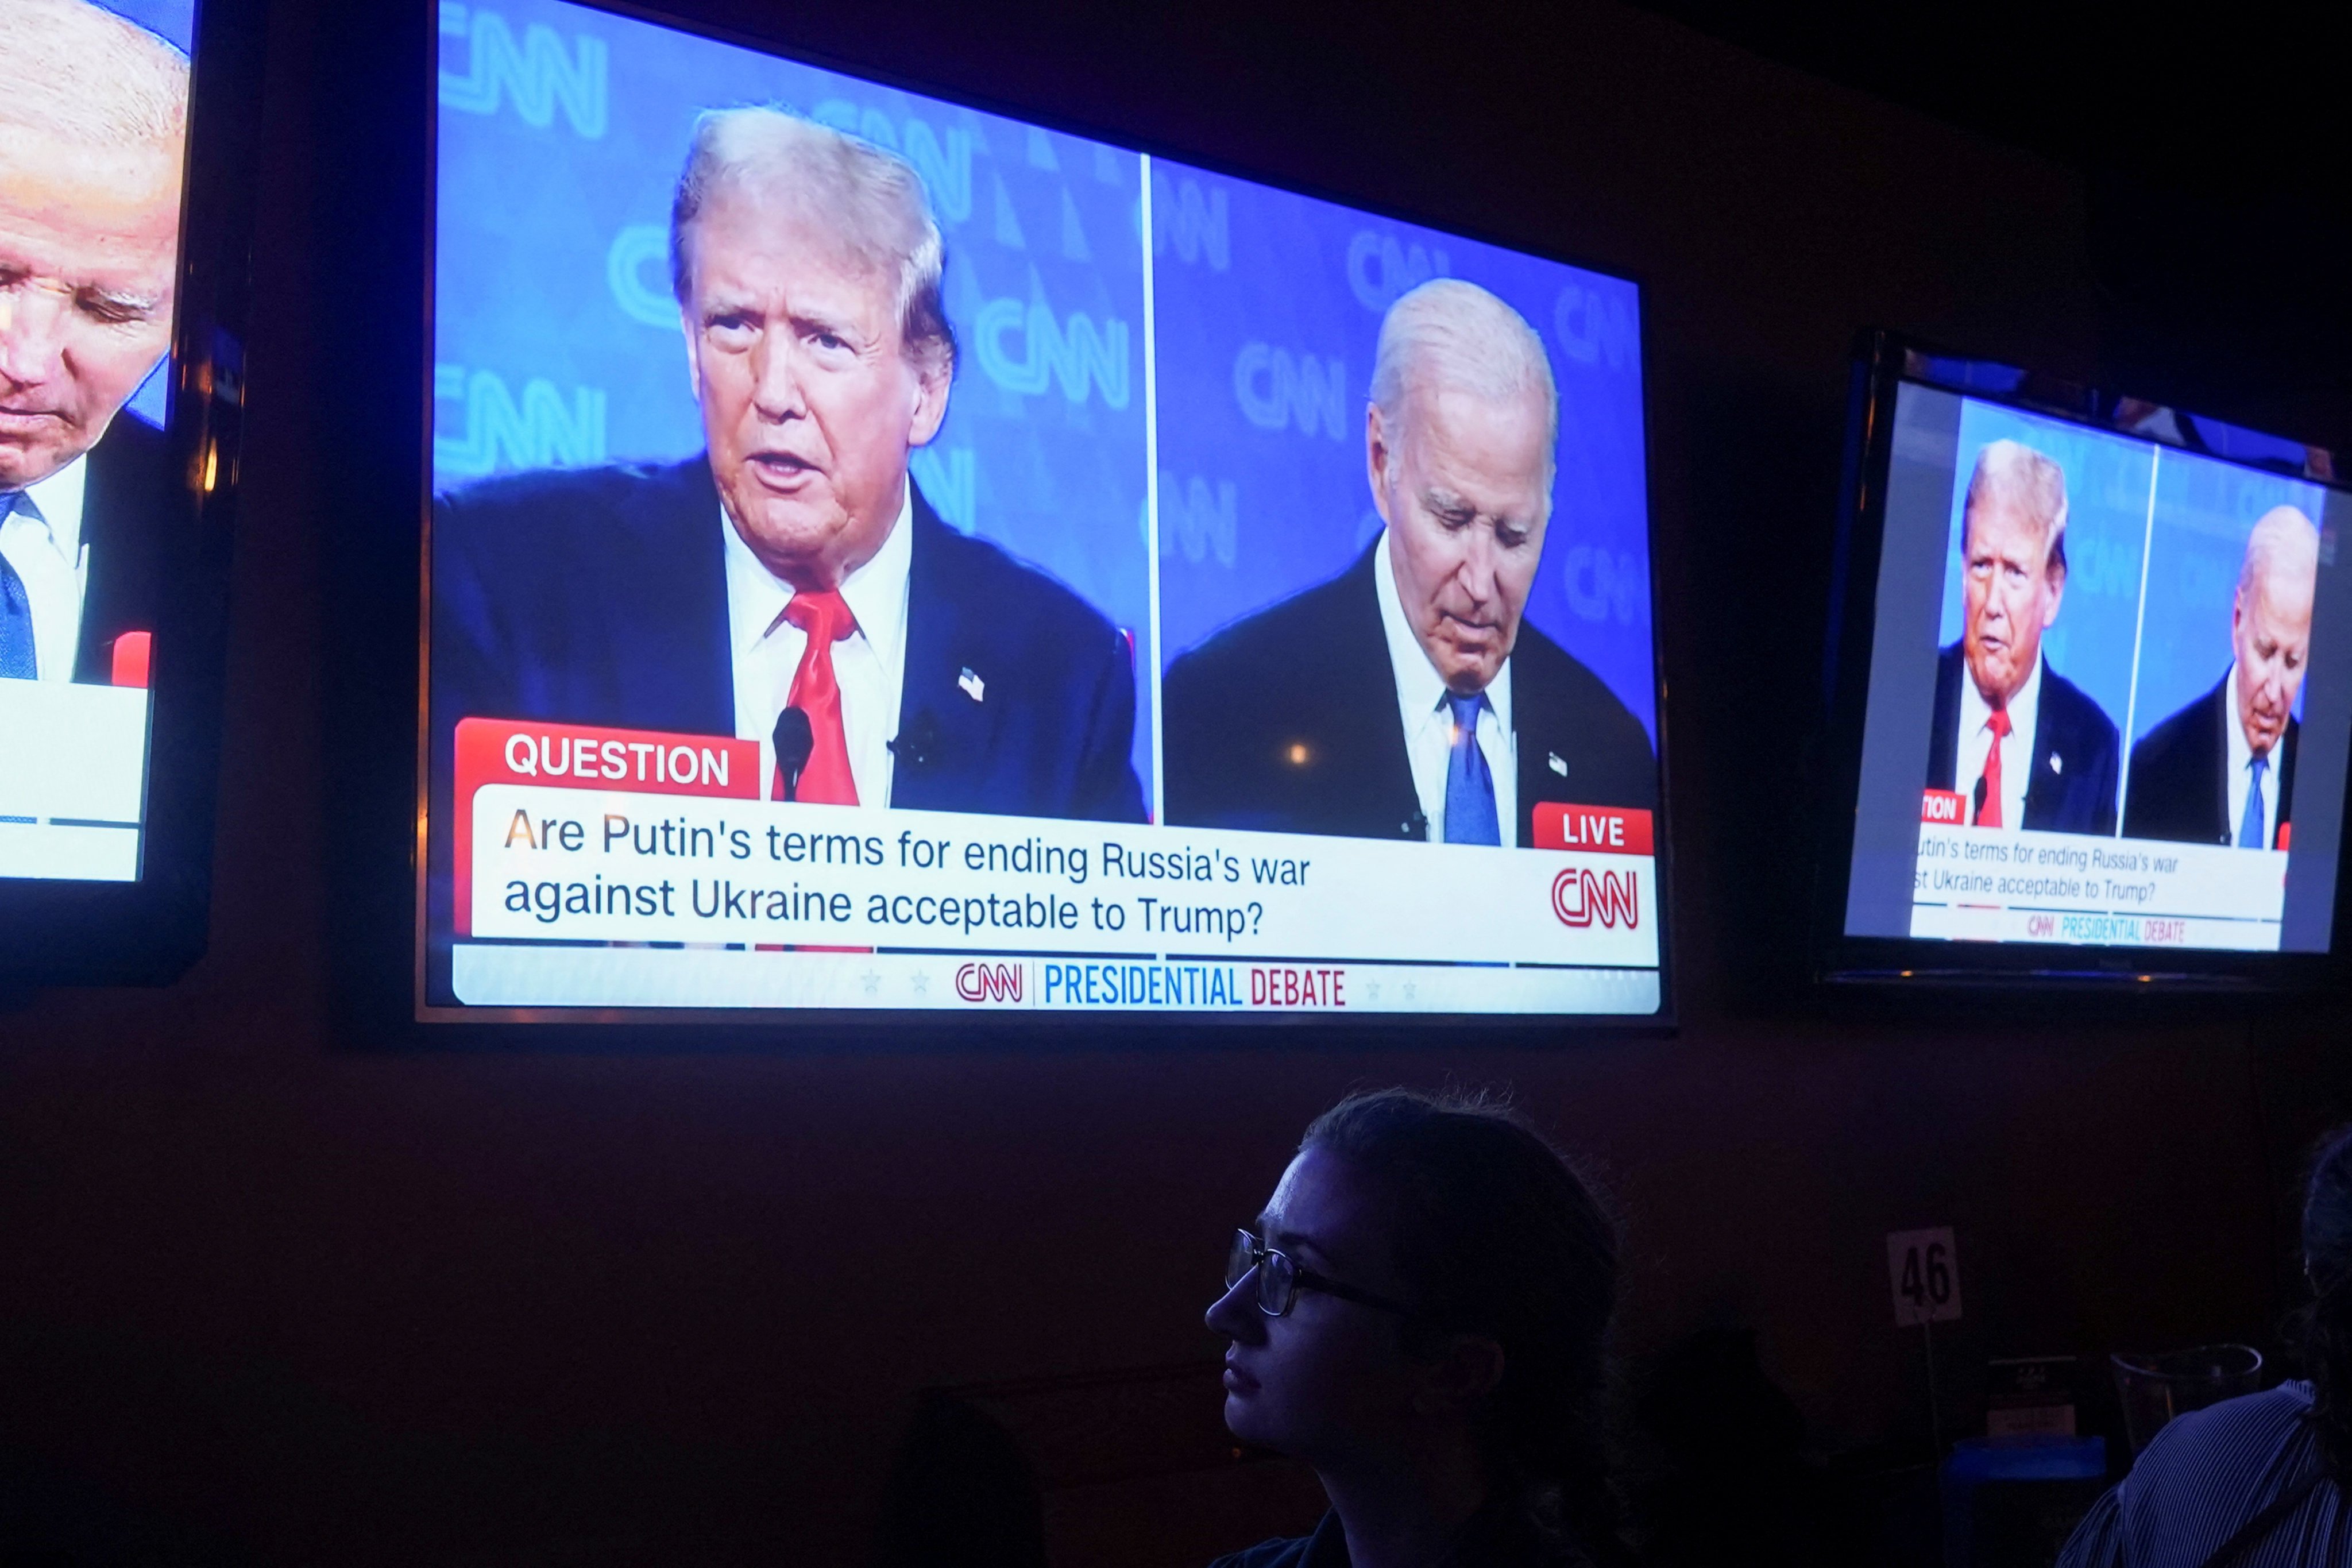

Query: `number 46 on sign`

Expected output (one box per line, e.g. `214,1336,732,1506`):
1887,1227,1961,1327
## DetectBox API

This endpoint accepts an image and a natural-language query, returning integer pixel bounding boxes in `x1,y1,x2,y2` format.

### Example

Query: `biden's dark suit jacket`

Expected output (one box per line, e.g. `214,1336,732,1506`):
430,454,1146,822
2123,675,2298,848
70,414,175,683
1926,642,2120,835
1161,543,1657,843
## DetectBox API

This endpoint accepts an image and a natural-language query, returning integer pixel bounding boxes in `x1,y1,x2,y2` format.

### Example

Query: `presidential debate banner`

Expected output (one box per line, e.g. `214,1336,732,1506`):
424,0,1666,1018
448,720,1659,1015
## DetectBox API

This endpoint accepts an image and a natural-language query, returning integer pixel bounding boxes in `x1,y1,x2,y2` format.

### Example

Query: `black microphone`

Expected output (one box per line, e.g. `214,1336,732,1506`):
890,709,941,770
773,706,814,801
1971,773,1988,825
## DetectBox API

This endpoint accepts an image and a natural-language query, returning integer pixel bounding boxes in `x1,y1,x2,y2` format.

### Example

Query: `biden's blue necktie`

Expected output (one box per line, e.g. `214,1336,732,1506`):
2239,756,2269,849
1443,693,1501,846
0,492,36,681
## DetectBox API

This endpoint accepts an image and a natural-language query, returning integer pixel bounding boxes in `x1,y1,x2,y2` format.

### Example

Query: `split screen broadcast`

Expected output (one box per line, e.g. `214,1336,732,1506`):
1844,374,2352,955
424,0,1664,1014
0,0,187,884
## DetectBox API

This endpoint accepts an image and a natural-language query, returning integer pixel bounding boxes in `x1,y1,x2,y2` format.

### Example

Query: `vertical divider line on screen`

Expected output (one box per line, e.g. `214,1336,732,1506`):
2116,445,2163,833
1140,152,1166,825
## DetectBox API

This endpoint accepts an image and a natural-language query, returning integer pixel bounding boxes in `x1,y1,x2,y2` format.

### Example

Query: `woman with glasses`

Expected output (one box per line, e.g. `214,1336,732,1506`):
1206,1087,1625,1568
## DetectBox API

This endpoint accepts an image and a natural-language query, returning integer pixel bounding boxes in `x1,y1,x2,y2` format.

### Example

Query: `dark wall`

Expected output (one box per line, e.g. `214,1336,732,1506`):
0,1,2331,1563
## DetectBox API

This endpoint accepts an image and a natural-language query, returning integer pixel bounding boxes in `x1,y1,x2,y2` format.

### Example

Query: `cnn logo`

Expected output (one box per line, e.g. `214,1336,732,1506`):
1552,868,1640,930
955,962,1024,1003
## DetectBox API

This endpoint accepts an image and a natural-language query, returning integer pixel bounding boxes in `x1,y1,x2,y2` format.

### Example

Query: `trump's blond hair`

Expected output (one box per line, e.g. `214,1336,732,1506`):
669,106,954,378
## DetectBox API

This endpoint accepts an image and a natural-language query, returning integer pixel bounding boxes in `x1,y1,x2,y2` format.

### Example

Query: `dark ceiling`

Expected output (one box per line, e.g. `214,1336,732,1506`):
1628,1,2337,200
1627,2,2352,412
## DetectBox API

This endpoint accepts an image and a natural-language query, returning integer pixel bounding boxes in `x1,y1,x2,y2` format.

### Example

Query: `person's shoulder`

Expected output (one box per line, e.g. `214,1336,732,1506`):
438,457,701,524
434,458,712,588
2041,663,2119,744
2169,1380,2312,1446
84,414,174,504
919,513,1117,642
1930,642,1965,705
1511,620,1644,727
2134,681,2222,761
80,415,177,540
1167,555,1370,695
2130,1381,2314,1490
1509,619,1656,778
91,411,169,470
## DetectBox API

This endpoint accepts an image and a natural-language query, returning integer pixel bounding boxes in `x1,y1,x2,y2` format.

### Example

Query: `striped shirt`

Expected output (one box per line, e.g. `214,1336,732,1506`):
2060,1382,2351,1568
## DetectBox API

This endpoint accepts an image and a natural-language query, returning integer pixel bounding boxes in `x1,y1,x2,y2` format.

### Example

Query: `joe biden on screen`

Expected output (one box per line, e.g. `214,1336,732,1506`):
1161,278,1656,845
2124,505,2319,849
433,107,1145,823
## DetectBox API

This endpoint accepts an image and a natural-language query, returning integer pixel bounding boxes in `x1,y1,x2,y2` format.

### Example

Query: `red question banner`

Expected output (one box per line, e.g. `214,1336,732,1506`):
451,718,760,936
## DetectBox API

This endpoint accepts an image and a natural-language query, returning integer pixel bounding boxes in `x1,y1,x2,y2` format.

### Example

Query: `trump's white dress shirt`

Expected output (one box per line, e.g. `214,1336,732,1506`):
1956,652,2042,828
2223,662,2281,851
723,486,912,806
1372,528,1517,846
0,454,91,682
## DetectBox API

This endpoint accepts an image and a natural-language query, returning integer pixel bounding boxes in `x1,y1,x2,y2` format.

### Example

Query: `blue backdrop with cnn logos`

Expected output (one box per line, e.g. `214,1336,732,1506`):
432,0,1659,814
1148,165,1654,745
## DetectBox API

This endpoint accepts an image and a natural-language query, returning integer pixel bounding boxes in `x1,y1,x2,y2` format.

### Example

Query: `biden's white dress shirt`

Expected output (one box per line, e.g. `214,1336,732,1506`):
1955,652,2042,828
0,454,91,682
1372,528,1517,846
723,486,912,806
2223,662,2282,851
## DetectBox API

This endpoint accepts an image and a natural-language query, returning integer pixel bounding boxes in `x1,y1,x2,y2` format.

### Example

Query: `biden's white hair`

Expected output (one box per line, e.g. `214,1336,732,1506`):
2240,505,2320,599
670,106,953,376
1963,439,2070,577
0,0,188,152
1369,278,1558,476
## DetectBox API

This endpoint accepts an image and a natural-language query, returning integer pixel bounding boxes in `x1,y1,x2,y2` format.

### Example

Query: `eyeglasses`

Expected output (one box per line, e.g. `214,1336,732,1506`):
1225,1228,1418,1319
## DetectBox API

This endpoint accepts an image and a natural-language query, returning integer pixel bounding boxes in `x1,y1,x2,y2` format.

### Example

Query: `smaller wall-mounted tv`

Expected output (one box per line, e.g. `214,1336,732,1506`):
1814,333,2352,987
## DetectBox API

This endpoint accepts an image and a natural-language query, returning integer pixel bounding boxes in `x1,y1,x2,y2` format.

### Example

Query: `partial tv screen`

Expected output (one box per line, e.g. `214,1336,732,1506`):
421,0,1667,1021
1821,340,2352,980
0,0,250,984
1,1,196,883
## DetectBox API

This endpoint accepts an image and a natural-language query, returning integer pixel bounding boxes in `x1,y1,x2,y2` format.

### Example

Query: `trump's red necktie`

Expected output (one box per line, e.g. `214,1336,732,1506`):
1975,708,2011,828
775,589,859,805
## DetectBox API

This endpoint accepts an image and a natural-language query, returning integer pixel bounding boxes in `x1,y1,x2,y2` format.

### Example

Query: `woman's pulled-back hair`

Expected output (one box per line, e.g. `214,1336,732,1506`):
1302,1087,1624,1565
2302,1124,2352,1474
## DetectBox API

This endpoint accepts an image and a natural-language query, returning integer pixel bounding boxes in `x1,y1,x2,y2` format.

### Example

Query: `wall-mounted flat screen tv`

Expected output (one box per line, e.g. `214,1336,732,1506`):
0,0,255,984
420,0,1669,1022
1816,334,2352,986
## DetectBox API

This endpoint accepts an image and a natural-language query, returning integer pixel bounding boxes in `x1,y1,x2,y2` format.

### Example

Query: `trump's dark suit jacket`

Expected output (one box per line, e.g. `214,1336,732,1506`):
70,414,175,683
430,454,1146,822
2123,675,2298,848
1925,642,2120,835
1160,543,1657,843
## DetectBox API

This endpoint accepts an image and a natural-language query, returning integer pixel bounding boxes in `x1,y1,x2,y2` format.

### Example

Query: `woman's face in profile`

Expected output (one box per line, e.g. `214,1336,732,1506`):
1206,1146,1426,1465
